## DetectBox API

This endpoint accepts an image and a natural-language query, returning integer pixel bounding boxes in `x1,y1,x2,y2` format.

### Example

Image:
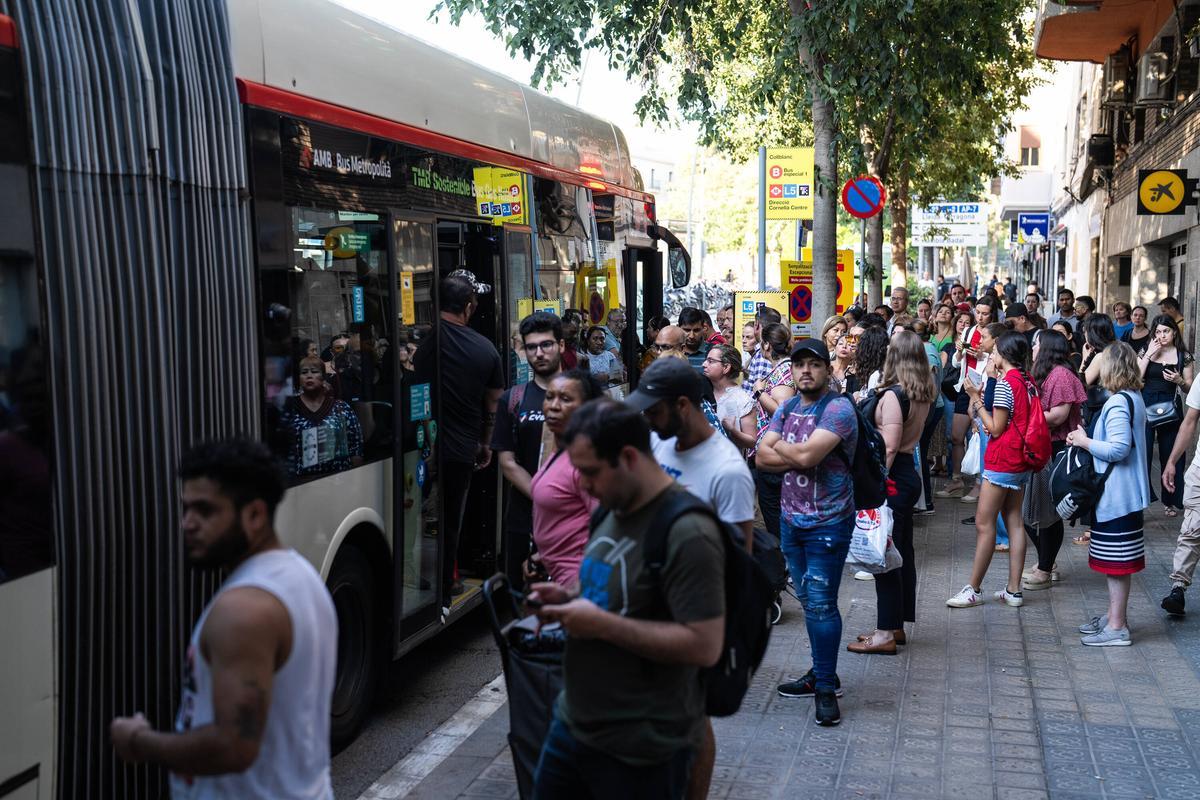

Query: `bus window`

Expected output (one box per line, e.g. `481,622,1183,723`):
0,254,52,584
261,208,392,483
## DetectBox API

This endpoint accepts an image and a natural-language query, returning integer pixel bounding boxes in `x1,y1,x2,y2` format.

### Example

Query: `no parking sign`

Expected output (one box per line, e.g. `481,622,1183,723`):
780,259,813,338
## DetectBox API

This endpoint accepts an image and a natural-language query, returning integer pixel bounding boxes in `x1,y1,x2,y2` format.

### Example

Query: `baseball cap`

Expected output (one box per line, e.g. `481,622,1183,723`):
447,268,492,294
1005,304,1028,319
625,357,703,411
789,337,830,363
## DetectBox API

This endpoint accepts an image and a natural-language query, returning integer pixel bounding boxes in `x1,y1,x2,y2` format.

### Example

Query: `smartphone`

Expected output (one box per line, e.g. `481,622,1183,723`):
509,588,543,609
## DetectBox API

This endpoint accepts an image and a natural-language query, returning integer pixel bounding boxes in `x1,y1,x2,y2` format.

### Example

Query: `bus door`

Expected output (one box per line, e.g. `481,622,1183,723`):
390,214,442,639
623,245,663,386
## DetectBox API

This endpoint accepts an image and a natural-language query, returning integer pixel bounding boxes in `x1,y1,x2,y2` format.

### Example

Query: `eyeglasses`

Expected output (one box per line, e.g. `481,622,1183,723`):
843,334,859,345
702,357,724,366
523,341,559,353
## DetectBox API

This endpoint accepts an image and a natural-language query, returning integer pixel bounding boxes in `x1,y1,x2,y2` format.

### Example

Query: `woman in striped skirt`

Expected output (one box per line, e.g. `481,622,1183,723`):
1066,342,1151,646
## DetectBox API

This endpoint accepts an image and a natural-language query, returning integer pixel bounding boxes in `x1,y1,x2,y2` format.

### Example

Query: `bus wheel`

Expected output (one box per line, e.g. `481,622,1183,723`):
329,546,378,749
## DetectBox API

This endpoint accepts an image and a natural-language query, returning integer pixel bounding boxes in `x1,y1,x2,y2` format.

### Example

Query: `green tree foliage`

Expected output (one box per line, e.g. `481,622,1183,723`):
435,0,1036,319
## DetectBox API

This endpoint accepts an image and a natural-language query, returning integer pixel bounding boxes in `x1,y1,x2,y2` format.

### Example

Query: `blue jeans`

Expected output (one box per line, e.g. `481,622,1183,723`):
780,515,854,692
533,716,694,800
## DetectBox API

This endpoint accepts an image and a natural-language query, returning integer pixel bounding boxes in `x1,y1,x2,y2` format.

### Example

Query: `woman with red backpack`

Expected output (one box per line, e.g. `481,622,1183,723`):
947,332,1051,609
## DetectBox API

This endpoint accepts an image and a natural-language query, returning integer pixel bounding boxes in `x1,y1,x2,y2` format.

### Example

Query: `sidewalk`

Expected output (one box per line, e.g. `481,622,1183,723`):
393,494,1200,799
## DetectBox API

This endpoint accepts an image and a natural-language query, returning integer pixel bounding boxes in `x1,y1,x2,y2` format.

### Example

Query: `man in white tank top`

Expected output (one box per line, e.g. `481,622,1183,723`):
111,439,336,799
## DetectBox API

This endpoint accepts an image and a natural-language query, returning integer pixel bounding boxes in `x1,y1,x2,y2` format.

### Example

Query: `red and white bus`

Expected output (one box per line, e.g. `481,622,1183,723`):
0,1,688,797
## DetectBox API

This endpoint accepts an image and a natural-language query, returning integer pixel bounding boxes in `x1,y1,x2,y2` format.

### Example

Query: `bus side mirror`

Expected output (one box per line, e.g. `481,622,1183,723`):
668,246,690,289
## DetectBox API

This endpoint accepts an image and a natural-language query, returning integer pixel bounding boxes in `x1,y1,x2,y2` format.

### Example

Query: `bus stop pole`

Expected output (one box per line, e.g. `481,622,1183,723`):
758,146,766,291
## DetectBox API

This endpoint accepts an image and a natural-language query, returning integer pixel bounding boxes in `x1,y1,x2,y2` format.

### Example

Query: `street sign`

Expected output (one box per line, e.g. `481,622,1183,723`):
764,148,815,219
780,259,814,338
1016,212,1050,245
1137,169,1199,215
733,292,789,342
911,202,988,247
842,175,886,219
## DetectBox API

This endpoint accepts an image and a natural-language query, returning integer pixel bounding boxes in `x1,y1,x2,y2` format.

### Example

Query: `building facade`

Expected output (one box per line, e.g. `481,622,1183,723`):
1037,0,1200,341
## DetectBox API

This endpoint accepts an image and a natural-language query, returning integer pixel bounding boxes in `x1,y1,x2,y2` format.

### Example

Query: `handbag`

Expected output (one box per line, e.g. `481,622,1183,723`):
1147,398,1181,428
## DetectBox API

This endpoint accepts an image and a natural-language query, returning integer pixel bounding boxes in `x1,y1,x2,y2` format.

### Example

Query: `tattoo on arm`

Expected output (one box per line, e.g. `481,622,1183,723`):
234,679,267,741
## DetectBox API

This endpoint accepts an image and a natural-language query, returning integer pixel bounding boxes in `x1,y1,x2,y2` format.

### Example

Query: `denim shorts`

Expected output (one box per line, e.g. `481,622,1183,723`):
983,469,1030,490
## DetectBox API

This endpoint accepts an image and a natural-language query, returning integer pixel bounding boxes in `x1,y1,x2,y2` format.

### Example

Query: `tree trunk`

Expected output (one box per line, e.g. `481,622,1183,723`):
867,213,884,308
890,163,910,289
794,10,837,329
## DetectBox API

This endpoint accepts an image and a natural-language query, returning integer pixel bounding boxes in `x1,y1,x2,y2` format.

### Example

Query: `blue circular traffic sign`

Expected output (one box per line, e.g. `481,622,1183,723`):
842,175,886,219
790,285,813,322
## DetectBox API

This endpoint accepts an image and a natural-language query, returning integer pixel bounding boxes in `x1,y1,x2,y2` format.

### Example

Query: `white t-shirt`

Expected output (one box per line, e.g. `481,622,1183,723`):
651,431,755,525
1186,377,1200,410
716,385,755,425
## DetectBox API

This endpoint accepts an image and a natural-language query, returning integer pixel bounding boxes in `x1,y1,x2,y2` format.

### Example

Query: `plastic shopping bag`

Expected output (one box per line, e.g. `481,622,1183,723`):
848,505,902,574
960,429,982,476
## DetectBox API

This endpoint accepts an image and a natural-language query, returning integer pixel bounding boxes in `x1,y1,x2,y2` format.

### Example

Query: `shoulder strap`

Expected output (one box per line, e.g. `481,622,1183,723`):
588,504,611,533
889,385,911,421
644,491,721,580
1094,391,1136,482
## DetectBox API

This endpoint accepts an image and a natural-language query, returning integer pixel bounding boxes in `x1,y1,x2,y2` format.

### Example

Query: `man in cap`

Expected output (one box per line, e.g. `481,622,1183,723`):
1005,305,1038,345
754,339,858,726
628,356,755,799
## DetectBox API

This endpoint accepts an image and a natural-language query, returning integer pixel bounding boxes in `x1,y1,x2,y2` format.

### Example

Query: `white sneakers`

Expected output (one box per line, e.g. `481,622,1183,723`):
946,584,1024,608
946,584,983,607
853,571,875,581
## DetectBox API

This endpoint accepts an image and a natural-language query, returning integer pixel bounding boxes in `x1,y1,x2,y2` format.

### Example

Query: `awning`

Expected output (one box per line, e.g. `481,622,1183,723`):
1036,0,1175,63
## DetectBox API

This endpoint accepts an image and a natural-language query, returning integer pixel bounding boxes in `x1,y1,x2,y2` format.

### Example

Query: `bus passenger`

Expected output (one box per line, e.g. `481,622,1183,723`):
111,439,336,799
279,356,363,478
413,271,504,600
584,325,623,386
678,307,712,372
493,312,563,588
601,307,627,358
527,369,604,585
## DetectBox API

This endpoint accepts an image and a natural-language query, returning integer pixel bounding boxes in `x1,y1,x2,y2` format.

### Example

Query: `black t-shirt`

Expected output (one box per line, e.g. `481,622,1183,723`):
413,319,504,463
491,380,548,532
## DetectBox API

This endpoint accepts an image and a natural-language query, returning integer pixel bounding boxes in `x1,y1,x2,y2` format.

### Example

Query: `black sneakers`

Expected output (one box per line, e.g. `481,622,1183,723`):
1162,586,1187,616
777,669,844,698
815,690,841,726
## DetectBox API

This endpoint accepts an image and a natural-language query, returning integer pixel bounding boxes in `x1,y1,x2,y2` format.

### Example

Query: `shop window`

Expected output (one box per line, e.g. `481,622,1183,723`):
260,208,393,483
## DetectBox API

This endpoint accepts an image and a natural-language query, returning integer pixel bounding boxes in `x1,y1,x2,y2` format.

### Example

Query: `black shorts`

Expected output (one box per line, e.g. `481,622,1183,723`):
954,392,971,415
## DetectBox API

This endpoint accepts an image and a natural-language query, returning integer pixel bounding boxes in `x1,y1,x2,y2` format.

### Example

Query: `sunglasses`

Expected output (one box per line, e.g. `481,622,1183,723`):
842,334,859,345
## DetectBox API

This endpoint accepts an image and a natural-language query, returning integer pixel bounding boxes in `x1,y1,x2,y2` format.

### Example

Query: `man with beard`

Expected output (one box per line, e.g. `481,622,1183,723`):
678,307,712,372
755,339,858,726
716,305,735,343
493,311,564,586
632,357,754,800
111,439,336,798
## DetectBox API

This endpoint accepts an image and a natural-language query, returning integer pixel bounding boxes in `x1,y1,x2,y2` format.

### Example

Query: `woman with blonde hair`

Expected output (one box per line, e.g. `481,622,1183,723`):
849,331,935,654
821,315,848,352
1069,342,1149,645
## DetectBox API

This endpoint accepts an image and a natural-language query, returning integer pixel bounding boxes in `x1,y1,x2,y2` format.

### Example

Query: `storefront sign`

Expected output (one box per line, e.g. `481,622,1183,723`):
1137,169,1199,215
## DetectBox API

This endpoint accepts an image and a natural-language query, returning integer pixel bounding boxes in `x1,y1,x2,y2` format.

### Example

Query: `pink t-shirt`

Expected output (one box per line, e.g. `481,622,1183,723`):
1040,364,1087,441
530,450,598,585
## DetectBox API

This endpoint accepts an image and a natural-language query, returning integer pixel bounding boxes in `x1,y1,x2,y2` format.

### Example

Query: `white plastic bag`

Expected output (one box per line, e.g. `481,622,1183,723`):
848,505,901,574
960,429,982,476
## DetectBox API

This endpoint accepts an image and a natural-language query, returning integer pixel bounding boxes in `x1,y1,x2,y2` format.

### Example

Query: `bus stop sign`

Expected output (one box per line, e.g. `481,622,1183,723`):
842,176,886,219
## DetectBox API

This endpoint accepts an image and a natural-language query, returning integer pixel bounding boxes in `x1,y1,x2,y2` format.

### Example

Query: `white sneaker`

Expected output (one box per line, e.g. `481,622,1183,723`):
946,584,983,608
853,570,875,581
1081,626,1131,647
994,588,1024,607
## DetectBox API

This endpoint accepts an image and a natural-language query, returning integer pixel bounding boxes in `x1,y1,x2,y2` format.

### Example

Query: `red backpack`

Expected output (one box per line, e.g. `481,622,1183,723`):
1018,378,1052,471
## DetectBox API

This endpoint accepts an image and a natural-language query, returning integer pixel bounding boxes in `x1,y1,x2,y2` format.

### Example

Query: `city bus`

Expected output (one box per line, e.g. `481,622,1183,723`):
0,1,689,797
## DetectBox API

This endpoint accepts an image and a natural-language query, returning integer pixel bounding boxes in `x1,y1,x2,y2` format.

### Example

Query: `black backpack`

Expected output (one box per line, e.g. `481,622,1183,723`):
1050,391,1134,525
779,390,891,511
591,491,775,718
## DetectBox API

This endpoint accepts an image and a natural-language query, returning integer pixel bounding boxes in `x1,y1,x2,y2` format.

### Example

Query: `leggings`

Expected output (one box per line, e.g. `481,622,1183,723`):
1027,441,1067,572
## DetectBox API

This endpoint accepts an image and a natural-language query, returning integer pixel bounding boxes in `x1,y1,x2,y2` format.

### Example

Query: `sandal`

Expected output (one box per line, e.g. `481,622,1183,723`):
1072,533,1091,545
994,543,1010,553
1167,507,1179,518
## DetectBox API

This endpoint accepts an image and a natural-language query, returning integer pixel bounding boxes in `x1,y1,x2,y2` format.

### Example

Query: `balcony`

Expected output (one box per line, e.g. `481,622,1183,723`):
997,170,1054,220
1036,0,1174,63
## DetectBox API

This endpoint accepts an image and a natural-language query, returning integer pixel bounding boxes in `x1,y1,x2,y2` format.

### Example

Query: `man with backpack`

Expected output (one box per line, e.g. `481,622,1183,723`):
635,356,757,799
492,311,563,587
528,399,726,797
755,338,859,725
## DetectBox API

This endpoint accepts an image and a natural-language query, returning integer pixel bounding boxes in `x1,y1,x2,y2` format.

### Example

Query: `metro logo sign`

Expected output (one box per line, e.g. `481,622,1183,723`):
769,184,783,198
